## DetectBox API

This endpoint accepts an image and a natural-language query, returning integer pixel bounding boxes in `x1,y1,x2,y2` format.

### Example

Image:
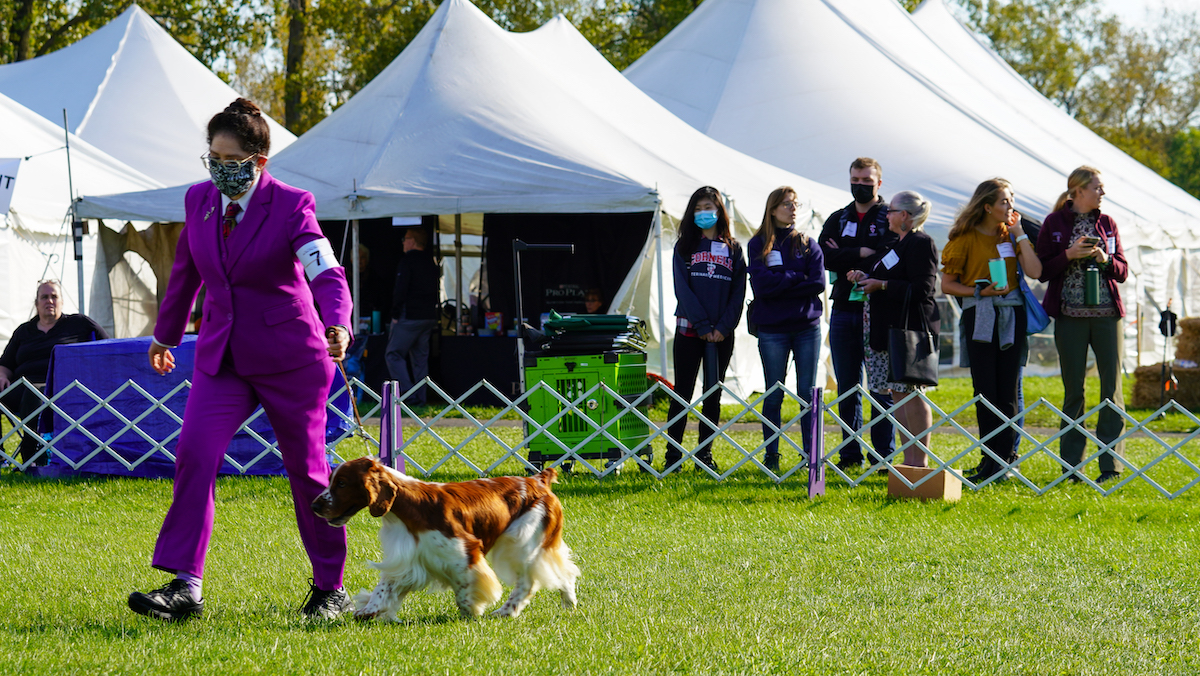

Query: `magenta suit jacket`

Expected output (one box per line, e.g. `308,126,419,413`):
154,170,353,377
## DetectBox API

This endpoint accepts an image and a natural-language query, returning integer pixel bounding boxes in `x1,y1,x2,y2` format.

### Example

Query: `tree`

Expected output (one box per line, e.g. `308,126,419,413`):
955,0,1200,197
0,0,267,69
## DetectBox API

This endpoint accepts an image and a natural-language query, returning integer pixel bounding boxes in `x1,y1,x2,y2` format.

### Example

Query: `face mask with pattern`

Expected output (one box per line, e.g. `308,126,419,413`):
208,156,259,198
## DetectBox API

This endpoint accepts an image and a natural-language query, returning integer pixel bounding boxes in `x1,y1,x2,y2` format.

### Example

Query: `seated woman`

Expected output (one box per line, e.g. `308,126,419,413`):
847,191,939,466
0,280,109,469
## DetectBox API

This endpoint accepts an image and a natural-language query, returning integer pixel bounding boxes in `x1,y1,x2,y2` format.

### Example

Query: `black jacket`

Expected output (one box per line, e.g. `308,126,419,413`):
818,198,896,310
390,248,441,321
865,230,940,353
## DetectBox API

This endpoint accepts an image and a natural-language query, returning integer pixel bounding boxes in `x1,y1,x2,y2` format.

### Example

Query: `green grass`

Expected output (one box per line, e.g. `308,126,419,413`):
4,427,1200,674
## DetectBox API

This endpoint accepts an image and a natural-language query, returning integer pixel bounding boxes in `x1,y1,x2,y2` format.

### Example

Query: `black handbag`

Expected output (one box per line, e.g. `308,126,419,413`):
887,287,938,386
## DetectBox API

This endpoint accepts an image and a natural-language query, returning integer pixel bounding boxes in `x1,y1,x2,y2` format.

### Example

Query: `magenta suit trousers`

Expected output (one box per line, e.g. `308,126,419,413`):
151,356,346,590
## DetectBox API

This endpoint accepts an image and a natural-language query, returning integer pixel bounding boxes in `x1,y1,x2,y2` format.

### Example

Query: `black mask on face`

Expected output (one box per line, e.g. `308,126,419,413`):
850,183,876,204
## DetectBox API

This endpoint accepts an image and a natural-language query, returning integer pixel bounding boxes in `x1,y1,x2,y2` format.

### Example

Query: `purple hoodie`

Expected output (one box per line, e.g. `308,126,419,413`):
747,228,825,333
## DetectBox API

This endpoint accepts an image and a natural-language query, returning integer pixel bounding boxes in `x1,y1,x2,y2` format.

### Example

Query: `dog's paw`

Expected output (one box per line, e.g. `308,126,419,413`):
491,604,521,618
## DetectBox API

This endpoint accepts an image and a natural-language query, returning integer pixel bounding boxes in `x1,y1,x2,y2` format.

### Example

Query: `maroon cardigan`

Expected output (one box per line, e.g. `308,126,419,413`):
1035,201,1128,318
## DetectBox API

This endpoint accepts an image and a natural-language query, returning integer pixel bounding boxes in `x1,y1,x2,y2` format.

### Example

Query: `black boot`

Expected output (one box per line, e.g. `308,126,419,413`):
763,453,780,473
695,451,719,473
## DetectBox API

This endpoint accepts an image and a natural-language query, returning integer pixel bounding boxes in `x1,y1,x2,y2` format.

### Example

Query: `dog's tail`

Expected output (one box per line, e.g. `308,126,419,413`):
533,467,559,488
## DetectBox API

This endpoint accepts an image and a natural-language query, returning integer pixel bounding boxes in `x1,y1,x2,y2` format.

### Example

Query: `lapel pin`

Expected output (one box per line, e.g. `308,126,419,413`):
205,205,216,221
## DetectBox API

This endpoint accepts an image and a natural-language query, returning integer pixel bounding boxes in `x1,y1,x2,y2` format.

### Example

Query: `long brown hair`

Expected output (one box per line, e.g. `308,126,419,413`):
947,178,1012,241
675,186,738,258
754,186,808,262
1053,165,1101,212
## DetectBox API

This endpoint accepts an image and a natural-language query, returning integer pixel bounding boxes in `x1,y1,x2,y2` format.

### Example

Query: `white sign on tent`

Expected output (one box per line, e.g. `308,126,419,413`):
0,157,19,215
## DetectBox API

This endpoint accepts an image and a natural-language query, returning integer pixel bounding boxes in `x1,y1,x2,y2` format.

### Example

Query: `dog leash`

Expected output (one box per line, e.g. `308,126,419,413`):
327,327,367,440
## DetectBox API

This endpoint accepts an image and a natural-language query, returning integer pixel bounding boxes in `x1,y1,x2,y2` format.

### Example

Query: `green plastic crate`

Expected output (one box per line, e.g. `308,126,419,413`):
524,351,650,465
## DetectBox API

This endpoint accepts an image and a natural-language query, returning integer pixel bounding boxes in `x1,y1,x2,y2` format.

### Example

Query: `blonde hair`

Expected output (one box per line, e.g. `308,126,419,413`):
890,191,931,231
33,279,64,318
753,186,808,262
948,178,1012,241
1053,165,1101,212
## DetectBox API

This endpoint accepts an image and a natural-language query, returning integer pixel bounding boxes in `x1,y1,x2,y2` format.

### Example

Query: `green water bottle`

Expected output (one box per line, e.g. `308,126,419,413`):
1084,262,1100,306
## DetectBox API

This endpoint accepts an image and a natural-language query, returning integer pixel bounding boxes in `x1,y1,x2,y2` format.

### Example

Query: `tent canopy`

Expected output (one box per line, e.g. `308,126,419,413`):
0,4,295,188
624,0,1200,249
78,0,845,226
0,92,164,342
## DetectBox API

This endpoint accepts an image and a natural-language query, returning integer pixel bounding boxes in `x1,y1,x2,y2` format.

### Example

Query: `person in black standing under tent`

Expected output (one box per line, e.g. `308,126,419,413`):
666,186,746,473
0,280,109,470
819,157,897,469
386,227,441,406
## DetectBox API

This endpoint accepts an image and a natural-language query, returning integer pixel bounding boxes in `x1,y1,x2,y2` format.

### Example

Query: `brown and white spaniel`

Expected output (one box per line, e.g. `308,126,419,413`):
311,456,579,621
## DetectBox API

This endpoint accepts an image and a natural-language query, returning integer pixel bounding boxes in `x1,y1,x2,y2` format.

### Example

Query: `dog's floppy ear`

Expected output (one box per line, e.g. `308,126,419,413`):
368,467,396,517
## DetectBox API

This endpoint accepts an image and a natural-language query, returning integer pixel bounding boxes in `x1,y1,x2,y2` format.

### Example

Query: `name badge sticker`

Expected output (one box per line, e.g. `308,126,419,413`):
996,242,1016,258
841,222,858,238
1107,236,1116,255
881,250,900,269
765,250,783,267
710,242,729,257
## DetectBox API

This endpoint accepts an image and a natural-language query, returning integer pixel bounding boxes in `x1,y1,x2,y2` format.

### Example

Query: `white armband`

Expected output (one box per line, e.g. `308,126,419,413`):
296,237,339,281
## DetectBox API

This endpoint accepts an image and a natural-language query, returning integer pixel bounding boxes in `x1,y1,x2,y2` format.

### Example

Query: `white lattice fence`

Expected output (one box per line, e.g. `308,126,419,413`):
4,376,1199,497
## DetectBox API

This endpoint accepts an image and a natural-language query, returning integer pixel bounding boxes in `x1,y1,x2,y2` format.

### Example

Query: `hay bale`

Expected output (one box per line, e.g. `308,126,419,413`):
1177,317,1200,362
1133,363,1200,410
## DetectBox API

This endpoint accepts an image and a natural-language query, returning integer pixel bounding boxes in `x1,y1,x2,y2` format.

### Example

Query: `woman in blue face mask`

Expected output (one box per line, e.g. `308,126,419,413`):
665,186,747,473
747,187,824,473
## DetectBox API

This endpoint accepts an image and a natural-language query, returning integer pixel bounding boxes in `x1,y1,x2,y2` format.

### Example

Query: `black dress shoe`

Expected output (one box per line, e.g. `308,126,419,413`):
1061,470,1083,484
300,580,351,619
128,579,203,621
1096,471,1121,484
764,454,780,473
835,457,861,471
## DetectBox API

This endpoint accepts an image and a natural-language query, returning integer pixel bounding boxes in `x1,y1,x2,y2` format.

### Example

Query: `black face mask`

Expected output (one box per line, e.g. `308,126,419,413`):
850,183,876,204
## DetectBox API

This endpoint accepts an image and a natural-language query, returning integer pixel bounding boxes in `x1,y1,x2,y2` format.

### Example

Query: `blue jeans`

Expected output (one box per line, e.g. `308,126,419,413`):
828,307,894,463
757,326,821,458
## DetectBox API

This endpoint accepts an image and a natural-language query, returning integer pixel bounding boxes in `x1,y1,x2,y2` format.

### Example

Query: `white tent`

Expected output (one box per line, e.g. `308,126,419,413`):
624,0,1200,367
79,0,849,397
0,4,295,188
910,0,1200,364
0,92,164,343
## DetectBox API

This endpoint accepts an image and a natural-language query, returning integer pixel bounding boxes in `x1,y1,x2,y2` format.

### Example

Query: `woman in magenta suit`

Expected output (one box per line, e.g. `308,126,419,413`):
128,99,354,621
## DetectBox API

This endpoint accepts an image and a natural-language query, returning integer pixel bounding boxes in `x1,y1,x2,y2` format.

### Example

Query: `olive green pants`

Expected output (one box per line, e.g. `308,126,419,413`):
1053,315,1125,473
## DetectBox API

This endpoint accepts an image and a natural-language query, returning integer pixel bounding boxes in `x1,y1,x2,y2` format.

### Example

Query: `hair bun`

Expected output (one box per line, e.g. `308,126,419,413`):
225,97,262,117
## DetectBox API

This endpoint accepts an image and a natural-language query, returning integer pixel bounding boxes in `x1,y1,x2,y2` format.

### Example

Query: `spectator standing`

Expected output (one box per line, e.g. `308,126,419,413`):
747,187,824,472
1037,166,1127,484
666,186,746,473
940,178,1041,484
819,158,897,468
848,191,939,466
387,227,441,406
0,280,109,469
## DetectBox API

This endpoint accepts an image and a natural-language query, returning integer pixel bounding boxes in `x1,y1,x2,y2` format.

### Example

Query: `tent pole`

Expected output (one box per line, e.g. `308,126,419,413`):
351,219,360,329
455,213,463,335
654,200,667,376
63,109,85,315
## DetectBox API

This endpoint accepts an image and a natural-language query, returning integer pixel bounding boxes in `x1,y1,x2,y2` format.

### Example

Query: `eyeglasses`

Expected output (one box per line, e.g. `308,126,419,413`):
200,153,259,171
779,201,800,209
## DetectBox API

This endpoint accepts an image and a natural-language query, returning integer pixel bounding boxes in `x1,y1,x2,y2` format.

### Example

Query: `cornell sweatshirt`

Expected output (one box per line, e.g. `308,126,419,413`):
672,237,746,338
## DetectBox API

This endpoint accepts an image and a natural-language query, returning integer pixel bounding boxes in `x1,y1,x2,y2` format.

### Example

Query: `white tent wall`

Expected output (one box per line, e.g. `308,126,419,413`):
910,0,1200,369
0,225,104,338
0,5,295,188
77,0,850,400
0,92,163,343
625,0,1200,372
